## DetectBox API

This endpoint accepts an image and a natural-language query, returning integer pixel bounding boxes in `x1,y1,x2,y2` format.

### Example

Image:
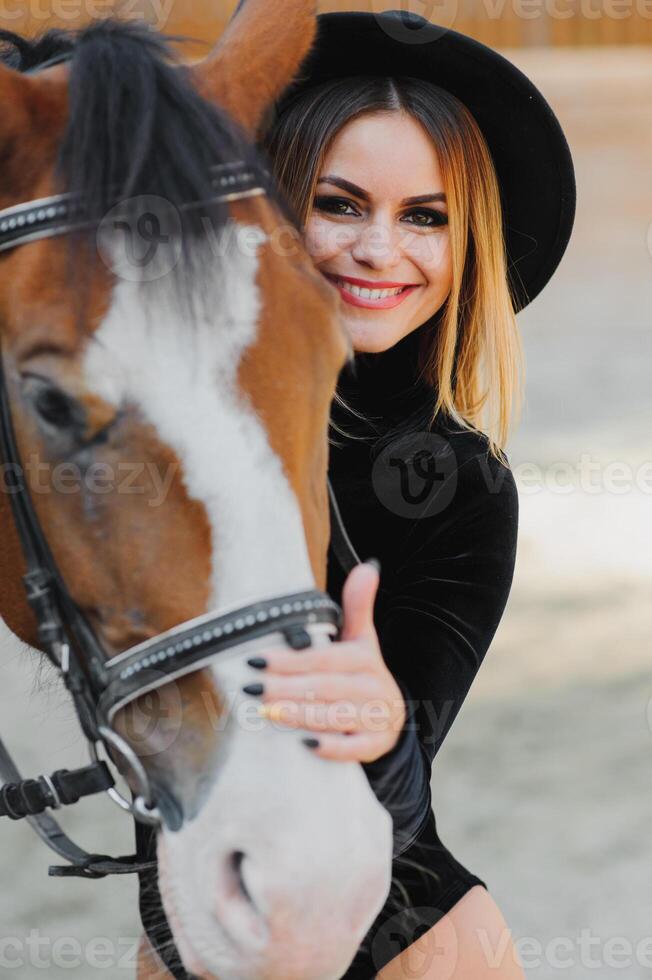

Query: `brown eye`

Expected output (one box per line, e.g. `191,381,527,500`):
401,208,448,229
313,195,360,217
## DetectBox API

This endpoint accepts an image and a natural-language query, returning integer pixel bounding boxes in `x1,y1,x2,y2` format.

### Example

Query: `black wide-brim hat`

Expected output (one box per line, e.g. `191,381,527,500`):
273,9,576,313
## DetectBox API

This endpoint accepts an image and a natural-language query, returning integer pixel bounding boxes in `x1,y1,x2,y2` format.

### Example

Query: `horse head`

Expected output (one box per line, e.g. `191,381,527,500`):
0,3,393,977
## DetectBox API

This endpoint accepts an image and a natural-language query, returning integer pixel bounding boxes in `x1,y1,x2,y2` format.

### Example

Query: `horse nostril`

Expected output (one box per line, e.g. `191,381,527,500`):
229,849,255,906
214,850,269,950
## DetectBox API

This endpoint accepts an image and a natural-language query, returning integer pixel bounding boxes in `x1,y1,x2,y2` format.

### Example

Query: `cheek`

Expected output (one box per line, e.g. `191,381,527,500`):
407,233,452,292
303,216,356,264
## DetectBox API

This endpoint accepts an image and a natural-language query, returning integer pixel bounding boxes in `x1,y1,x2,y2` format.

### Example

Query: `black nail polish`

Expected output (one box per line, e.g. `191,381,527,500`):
302,737,320,749
247,657,267,670
283,625,312,650
242,683,264,696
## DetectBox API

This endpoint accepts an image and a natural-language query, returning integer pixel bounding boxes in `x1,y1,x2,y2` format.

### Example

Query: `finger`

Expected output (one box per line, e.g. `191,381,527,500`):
252,672,383,704
301,731,390,763
245,643,373,675
340,561,380,643
257,699,365,733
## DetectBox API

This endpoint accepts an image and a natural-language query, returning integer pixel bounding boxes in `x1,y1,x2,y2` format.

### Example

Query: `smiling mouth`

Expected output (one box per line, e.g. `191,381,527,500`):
324,273,420,309
325,274,417,299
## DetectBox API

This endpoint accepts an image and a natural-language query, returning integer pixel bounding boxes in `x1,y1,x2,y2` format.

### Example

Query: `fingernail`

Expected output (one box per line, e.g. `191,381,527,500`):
302,737,320,749
242,683,264,696
247,657,267,670
366,557,381,574
283,626,312,650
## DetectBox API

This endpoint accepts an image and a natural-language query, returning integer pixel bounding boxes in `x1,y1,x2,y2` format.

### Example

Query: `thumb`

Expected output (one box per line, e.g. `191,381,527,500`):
340,560,380,643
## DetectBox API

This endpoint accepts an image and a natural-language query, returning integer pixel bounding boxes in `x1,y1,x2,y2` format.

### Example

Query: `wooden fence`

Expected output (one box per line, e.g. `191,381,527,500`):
321,0,652,45
3,0,652,47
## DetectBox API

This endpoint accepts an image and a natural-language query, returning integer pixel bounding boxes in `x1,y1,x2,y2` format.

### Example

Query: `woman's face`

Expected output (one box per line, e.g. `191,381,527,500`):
304,110,453,354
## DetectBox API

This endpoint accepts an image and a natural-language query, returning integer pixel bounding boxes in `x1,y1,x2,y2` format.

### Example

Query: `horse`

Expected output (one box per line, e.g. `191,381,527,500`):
0,3,394,977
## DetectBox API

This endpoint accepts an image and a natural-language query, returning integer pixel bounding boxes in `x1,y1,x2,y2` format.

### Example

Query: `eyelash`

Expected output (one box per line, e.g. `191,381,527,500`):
313,195,448,228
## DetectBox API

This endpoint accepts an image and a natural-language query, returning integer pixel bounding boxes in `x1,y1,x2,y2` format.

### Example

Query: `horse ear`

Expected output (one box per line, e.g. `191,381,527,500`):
0,63,32,144
191,0,317,138
0,63,68,206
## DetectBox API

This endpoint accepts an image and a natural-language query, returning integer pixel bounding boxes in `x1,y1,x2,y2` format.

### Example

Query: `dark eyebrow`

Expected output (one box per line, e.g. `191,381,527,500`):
317,175,446,206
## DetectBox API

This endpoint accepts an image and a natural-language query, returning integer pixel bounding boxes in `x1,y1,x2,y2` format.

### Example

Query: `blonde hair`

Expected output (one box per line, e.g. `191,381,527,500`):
261,75,525,464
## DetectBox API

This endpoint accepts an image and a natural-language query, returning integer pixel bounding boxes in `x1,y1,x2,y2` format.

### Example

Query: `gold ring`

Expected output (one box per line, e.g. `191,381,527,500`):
258,703,285,722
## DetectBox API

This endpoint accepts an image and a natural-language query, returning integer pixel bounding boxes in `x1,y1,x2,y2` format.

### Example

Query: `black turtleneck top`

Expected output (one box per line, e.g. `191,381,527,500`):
326,322,519,859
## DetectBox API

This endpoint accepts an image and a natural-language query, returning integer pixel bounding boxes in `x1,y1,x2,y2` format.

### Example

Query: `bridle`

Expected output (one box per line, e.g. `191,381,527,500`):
0,154,361,878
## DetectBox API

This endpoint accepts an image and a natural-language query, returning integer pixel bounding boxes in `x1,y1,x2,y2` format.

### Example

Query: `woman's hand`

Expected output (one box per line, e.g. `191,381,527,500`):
242,561,407,763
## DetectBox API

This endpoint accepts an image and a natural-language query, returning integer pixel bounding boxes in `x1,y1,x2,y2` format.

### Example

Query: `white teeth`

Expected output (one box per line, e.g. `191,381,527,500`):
336,278,405,300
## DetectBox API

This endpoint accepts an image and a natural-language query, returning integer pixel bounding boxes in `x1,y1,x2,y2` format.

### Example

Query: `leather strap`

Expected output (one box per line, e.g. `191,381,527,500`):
99,592,341,726
0,735,156,878
136,823,198,980
0,760,113,819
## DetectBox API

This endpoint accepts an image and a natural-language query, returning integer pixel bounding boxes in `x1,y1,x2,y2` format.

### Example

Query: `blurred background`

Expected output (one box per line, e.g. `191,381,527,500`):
0,1,650,977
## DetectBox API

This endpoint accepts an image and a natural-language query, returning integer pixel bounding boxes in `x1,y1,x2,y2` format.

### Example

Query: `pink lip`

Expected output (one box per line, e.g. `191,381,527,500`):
324,273,420,310
329,274,417,288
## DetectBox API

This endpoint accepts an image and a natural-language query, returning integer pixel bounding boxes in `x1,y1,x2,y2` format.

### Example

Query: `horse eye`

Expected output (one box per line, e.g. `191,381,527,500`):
35,387,77,428
24,377,84,433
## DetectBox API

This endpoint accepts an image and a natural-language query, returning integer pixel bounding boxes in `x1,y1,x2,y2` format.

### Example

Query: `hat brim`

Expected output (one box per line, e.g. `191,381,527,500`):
275,10,576,313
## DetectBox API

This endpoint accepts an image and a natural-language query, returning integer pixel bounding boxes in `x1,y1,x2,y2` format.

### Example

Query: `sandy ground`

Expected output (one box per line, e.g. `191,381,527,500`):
0,47,651,979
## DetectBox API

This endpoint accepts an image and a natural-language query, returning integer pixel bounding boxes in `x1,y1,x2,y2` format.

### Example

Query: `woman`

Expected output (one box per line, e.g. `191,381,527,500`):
252,10,576,979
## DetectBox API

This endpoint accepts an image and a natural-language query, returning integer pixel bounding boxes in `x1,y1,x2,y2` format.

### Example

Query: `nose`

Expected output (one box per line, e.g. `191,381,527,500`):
351,213,402,270
163,680,394,979
213,845,389,977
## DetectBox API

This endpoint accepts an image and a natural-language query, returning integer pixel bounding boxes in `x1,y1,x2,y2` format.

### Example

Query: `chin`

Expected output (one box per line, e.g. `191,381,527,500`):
353,340,393,354
346,323,404,354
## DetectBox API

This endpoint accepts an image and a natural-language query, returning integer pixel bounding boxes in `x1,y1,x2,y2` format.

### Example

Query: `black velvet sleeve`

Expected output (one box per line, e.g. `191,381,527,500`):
361,450,519,856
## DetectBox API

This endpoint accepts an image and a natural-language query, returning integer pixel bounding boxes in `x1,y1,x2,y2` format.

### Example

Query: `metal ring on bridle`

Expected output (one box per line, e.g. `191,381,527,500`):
89,727,161,827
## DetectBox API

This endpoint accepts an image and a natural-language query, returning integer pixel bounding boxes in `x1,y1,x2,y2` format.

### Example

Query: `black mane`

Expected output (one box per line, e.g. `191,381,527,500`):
0,20,296,316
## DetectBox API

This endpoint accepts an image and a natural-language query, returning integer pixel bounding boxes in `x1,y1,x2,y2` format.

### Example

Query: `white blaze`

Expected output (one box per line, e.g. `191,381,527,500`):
85,222,315,610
